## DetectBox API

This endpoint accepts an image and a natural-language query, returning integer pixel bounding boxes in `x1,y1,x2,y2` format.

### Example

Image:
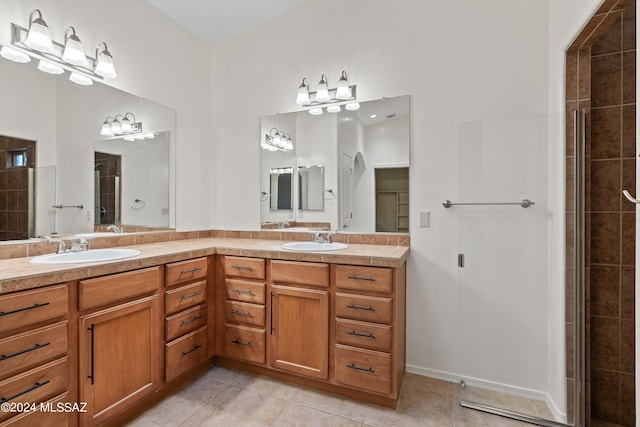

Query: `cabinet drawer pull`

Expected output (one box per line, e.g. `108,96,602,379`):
232,289,254,295
347,330,376,339
0,342,51,362
346,364,375,373
180,291,203,300
231,310,252,317
180,316,202,326
232,265,253,271
231,339,252,347
180,267,203,275
346,304,375,311
347,275,376,282
0,380,51,403
181,344,203,356
0,302,50,317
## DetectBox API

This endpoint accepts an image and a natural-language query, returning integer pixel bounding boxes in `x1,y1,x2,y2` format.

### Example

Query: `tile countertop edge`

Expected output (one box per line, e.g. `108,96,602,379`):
0,238,409,294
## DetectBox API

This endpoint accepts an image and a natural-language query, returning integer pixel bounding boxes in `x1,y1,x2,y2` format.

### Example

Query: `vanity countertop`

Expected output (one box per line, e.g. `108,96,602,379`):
0,237,410,294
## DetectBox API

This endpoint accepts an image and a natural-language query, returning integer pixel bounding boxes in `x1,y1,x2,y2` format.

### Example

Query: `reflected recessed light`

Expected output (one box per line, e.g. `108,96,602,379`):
369,114,378,119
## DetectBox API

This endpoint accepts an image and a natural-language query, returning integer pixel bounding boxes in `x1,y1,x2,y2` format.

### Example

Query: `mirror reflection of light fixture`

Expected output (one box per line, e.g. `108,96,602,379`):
309,108,323,116
262,127,294,152
62,26,88,67
345,102,360,111
100,112,154,141
327,105,341,113
0,10,117,86
25,9,54,53
37,59,64,74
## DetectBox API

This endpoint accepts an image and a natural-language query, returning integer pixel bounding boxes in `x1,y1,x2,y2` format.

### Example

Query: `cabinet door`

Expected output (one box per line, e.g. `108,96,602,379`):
270,285,328,379
79,295,160,425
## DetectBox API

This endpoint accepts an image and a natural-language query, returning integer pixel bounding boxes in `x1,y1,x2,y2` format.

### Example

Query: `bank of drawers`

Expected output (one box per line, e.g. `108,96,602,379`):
221,256,266,364
334,265,394,395
164,258,208,382
0,285,70,424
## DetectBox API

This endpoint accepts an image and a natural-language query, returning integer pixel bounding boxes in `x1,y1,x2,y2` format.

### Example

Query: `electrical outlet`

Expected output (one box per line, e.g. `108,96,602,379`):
419,211,430,228
86,210,92,221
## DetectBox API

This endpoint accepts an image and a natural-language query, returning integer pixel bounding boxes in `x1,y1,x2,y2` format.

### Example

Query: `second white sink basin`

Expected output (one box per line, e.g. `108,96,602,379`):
74,232,120,238
31,248,141,265
281,242,348,252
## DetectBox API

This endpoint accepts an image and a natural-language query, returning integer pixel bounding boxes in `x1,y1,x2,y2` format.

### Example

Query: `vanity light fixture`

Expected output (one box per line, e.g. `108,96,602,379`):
24,9,54,53
62,26,89,67
262,128,294,152
0,10,118,87
101,117,115,136
121,113,136,133
296,71,358,115
111,114,123,134
100,112,153,141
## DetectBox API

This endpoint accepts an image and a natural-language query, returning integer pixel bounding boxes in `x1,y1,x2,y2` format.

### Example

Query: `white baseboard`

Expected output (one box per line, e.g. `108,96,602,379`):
405,364,566,423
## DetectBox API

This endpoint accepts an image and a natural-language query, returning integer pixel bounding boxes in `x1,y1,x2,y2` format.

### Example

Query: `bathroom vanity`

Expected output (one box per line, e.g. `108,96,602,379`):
0,233,408,426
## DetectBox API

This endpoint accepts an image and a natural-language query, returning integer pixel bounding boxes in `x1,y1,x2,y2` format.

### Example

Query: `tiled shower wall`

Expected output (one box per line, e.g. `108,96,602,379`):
566,0,635,425
95,151,121,225
0,135,35,241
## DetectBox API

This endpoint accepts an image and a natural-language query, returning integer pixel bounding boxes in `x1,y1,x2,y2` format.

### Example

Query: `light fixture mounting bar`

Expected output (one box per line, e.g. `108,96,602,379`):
10,22,103,80
304,85,357,106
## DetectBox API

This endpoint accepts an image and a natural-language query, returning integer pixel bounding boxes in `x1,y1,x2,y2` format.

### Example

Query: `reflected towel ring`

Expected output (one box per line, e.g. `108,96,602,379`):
130,198,146,209
325,189,337,200
260,191,269,201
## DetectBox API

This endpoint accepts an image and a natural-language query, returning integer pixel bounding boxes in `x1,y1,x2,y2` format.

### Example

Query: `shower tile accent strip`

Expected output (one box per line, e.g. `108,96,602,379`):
566,0,635,425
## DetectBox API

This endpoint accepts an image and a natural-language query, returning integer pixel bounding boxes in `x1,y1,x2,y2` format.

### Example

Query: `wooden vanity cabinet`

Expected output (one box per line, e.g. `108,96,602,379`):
0,284,70,425
78,267,162,426
219,256,267,365
270,260,329,379
164,257,211,382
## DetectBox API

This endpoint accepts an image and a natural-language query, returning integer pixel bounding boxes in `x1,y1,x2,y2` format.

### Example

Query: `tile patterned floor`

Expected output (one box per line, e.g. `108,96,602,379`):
125,365,555,427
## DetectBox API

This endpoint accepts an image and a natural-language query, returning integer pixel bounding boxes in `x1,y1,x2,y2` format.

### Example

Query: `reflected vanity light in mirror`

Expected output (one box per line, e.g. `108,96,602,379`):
263,128,294,151
69,71,92,86
309,108,323,115
37,59,63,74
0,46,30,63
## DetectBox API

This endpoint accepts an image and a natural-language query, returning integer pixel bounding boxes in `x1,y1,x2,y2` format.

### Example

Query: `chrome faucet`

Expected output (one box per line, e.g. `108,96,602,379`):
278,222,289,229
70,237,88,252
107,225,125,233
312,232,333,244
40,235,67,254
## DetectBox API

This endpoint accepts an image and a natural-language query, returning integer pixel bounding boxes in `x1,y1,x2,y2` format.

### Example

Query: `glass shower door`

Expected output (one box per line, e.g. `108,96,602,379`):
455,113,571,426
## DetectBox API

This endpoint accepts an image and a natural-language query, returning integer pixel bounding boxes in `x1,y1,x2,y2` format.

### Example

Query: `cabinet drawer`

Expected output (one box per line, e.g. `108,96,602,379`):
0,358,68,423
224,279,265,304
271,260,329,287
0,285,67,335
2,392,70,427
335,293,392,324
165,281,207,316
166,257,208,287
335,265,392,294
335,344,391,395
0,322,68,380
79,267,160,311
224,323,265,364
165,327,208,382
165,305,207,342
335,318,392,352
224,301,265,327
222,256,265,280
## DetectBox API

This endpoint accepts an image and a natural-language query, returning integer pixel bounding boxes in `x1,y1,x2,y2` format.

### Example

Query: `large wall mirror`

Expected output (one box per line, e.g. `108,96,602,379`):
260,95,410,233
0,57,176,242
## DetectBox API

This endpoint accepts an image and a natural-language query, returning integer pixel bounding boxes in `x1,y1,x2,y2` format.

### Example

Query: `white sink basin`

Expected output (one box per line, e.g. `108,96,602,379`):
281,242,348,252
30,248,141,265
73,232,120,239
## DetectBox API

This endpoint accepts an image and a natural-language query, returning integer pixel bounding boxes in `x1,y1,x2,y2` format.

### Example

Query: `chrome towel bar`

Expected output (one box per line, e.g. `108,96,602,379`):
442,199,534,208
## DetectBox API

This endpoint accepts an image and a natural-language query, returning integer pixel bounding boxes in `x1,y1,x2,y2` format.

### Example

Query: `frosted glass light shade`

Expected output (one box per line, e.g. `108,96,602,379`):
345,102,360,111
0,46,31,63
111,118,122,134
25,11,54,54
69,72,93,85
296,78,310,105
62,28,89,67
315,74,330,103
123,135,136,142
309,108,323,116
335,71,351,100
95,46,116,78
100,120,113,136
121,117,132,133
38,60,64,74
327,105,341,113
